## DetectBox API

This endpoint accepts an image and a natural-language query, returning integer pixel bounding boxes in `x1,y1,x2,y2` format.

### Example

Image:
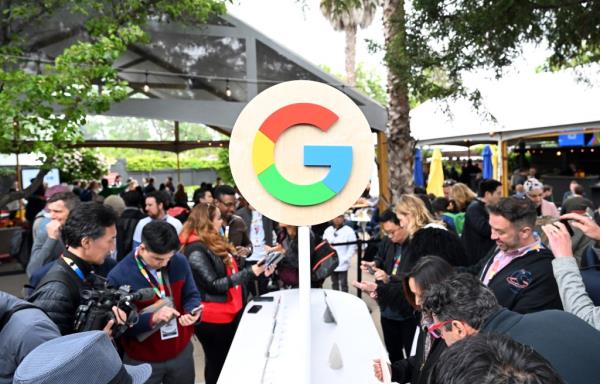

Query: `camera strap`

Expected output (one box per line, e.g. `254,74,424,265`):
62,255,86,281
134,255,167,300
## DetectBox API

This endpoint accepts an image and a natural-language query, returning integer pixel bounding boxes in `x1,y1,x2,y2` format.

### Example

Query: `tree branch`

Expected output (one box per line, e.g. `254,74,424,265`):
0,166,49,209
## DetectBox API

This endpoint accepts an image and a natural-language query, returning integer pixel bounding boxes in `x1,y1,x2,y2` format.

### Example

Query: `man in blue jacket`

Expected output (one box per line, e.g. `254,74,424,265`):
108,221,201,384
0,291,60,383
422,273,600,384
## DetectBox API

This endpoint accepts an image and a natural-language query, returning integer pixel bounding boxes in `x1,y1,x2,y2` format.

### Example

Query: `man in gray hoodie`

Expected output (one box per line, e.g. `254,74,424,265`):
542,213,600,330
0,291,60,383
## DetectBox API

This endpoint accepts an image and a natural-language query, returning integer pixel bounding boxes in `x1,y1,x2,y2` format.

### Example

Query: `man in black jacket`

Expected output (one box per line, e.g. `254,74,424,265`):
478,197,562,313
116,191,146,260
29,202,121,335
357,209,417,362
462,179,502,265
422,273,600,384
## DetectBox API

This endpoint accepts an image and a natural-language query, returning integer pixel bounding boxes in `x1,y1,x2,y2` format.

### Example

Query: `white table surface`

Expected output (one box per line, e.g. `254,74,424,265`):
218,289,386,384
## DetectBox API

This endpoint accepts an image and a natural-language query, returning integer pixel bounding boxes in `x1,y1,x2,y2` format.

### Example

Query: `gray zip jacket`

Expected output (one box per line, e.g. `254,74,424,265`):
0,292,60,383
552,256,600,330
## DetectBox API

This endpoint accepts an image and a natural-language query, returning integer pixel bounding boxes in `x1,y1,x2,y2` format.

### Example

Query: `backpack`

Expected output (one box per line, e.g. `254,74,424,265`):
443,212,466,236
311,240,339,281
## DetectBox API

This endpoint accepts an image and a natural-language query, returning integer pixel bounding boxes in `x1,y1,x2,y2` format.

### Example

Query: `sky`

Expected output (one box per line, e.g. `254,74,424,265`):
228,0,387,79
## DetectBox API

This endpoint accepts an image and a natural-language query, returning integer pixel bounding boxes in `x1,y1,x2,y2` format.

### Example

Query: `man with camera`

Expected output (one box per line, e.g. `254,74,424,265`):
28,202,123,335
107,221,201,384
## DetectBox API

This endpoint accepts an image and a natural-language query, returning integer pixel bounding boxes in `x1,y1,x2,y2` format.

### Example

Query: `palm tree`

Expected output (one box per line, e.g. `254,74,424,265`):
320,0,379,86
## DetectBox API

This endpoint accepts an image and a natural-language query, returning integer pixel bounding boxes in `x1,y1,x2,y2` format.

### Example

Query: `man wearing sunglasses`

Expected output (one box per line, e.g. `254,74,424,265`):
422,273,600,384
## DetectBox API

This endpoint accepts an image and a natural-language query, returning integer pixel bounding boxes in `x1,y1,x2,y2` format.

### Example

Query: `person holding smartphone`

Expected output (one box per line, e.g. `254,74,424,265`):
543,213,600,330
179,204,274,384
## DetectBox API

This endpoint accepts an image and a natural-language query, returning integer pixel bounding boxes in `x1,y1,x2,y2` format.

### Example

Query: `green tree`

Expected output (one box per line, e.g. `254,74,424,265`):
320,0,379,85
60,149,108,184
382,0,600,200
320,62,388,105
0,0,226,208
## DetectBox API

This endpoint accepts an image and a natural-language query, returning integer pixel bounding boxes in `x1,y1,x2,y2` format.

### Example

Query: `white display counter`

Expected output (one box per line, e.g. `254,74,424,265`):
218,289,386,384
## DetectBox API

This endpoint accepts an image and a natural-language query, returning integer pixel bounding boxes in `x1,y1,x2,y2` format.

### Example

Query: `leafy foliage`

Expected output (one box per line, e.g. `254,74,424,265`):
126,153,217,171
320,63,388,105
60,149,108,184
0,0,227,206
395,0,600,105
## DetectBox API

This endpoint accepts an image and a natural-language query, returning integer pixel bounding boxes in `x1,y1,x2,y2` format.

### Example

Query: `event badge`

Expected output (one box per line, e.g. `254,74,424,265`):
160,317,179,340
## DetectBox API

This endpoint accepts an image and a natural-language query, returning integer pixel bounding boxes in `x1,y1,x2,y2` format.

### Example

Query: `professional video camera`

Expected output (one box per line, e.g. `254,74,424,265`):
74,282,154,338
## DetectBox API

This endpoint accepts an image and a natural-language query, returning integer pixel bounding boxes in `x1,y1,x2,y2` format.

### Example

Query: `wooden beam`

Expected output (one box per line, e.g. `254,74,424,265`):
376,131,391,211
501,140,509,196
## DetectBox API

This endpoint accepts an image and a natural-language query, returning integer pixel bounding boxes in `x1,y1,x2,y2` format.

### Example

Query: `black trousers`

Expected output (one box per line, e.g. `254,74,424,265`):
331,271,349,292
380,315,418,362
195,314,241,384
245,260,269,297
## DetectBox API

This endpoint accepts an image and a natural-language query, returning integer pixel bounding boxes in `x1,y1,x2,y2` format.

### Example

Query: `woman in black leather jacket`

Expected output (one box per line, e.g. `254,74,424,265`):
179,204,271,384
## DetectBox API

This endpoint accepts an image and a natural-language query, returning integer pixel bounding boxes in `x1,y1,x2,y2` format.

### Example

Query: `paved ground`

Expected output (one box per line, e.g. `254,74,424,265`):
0,253,383,384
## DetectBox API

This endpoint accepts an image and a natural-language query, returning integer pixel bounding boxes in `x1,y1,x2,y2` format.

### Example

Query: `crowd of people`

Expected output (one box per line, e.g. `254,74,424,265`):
356,175,600,383
2,175,362,383
2,171,600,383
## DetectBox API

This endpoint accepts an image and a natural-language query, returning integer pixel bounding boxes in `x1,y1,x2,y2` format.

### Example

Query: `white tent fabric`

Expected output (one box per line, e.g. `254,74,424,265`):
411,67,600,145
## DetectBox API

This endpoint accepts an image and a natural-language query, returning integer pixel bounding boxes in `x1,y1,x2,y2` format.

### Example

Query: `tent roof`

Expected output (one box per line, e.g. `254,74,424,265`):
28,12,387,150
411,68,600,146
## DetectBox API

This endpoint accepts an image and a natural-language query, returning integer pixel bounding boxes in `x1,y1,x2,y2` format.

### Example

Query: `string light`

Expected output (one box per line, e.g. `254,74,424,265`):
143,71,150,93
225,79,231,98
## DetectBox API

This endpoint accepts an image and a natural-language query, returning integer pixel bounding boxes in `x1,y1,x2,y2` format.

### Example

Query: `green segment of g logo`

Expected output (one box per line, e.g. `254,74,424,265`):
252,103,353,206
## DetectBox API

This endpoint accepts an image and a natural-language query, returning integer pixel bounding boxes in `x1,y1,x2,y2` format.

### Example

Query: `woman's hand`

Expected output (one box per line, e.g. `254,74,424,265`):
541,221,573,258
264,244,284,254
372,358,391,382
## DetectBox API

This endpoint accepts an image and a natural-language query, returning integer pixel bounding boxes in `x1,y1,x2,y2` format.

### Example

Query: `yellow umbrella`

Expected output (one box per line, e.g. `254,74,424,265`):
426,148,445,197
491,144,499,180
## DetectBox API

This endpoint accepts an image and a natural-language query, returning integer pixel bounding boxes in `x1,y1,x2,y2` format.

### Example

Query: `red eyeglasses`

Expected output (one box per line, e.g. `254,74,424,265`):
427,320,453,339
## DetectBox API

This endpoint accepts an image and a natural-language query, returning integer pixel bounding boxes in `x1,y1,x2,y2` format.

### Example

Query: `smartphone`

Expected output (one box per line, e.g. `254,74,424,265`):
367,266,375,275
248,304,263,314
559,219,574,236
266,252,285,268
190,305,203,316
253,296,274,302
256,258,266,267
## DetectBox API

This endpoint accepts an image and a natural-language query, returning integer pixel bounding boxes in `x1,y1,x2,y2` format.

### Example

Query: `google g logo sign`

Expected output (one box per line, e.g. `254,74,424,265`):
230,81,373,226
252,103,352,206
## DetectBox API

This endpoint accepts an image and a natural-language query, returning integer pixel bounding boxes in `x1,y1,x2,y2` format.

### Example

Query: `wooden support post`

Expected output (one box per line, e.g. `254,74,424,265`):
376,131,391,210
501,140,509,197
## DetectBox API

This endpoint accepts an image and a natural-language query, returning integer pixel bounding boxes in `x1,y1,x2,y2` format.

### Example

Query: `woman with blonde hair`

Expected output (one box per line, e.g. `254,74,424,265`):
179,203,272,384
449,182,477,212
394,194,467,267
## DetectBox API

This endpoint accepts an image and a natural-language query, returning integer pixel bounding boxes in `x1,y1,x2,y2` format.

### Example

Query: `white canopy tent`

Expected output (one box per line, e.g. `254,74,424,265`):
411,68,600,145
410,67,600,192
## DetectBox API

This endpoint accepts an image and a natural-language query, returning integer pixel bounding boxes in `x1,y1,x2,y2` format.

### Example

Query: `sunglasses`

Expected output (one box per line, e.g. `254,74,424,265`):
427,319,453,339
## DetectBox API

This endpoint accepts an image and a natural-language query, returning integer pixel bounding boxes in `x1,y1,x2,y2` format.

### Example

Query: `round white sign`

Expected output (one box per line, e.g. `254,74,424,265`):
229,80,373,226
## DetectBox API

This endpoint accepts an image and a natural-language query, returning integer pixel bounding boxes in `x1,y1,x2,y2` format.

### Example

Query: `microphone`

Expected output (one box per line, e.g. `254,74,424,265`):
129,288,156,301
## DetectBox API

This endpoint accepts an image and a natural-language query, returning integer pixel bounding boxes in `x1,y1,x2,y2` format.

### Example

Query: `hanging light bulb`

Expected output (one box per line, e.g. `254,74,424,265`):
143,71,150,93
225,79,232,98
